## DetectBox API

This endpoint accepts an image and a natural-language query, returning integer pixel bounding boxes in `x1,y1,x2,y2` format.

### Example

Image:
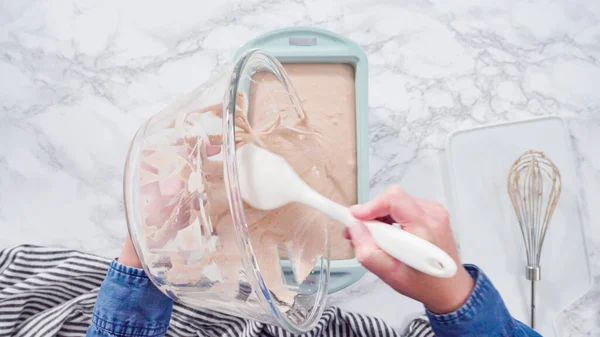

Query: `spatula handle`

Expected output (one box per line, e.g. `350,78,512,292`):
301,191,457,278
362,220,457,278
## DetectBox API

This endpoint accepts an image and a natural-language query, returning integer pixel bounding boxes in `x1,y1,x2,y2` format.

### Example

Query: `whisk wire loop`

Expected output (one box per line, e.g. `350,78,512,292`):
507,150,562,329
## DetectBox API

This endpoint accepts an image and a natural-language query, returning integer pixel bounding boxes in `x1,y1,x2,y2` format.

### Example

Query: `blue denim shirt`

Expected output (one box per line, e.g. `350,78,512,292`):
425,266,540,336
87,261,540,337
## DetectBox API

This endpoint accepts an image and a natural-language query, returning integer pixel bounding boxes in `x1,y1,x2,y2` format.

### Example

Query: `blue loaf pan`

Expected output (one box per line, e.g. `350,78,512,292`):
233,27,369,294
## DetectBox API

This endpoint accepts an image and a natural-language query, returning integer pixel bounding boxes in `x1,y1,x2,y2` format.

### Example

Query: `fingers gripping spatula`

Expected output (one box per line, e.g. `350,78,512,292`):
235,144,457,278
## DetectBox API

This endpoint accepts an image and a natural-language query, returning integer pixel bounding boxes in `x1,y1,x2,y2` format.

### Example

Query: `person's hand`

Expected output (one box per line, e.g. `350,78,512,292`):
345,186,474,314
118,235,143,268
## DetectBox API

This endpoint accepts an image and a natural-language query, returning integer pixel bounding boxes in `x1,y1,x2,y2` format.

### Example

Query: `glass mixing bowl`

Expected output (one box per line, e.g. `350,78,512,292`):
123,49,330,333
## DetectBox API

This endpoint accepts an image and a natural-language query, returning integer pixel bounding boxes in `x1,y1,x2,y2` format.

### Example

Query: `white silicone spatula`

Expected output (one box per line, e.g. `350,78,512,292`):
235,144,457,278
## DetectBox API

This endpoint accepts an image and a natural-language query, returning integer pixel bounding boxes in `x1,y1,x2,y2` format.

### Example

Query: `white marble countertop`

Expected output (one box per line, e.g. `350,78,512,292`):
1,0,599,335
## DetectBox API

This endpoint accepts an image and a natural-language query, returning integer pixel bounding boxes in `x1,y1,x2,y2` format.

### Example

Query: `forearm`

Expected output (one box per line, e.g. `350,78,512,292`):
426,265,541,337
87,245,173,337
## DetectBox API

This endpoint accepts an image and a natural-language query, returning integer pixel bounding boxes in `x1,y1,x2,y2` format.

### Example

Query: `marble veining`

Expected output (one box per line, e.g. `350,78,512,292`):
1,0,599,334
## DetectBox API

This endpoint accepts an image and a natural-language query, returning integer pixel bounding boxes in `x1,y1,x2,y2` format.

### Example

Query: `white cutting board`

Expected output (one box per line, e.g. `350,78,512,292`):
443,116,592,337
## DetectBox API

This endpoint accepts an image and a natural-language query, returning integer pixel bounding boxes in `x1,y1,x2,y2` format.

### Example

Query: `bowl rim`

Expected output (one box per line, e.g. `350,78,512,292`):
221,48,330,334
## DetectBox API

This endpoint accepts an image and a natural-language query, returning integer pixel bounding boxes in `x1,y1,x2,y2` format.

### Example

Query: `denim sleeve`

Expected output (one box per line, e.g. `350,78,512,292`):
86,260,174,337
426,264,542,337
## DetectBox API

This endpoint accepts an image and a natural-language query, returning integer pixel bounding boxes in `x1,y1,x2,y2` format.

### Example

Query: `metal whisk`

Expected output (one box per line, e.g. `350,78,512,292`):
507,150,562,329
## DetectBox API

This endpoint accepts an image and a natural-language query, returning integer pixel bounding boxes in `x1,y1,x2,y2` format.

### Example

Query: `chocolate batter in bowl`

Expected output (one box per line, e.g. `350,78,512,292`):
124,49,330,333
